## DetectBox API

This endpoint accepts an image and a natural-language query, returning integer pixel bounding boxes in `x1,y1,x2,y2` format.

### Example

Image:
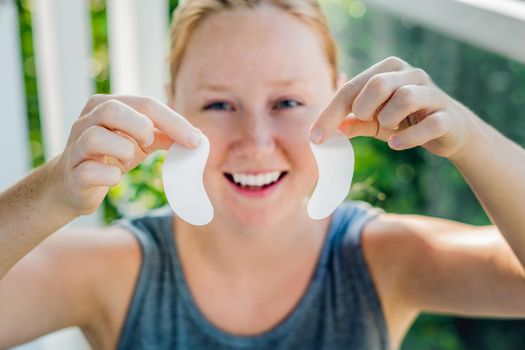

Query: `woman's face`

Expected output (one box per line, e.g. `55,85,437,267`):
172,4,336,228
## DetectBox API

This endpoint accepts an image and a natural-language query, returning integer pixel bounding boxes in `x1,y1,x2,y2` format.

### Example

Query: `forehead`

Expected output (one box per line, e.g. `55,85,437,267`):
175,4,333,91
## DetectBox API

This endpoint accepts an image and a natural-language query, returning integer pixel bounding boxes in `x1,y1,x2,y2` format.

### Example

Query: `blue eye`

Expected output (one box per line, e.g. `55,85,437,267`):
275,99,303,110
203,101,233,111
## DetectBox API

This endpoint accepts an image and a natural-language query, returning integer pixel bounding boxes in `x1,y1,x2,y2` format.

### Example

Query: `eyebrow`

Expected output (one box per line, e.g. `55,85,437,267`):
197,83,231,92
197,78,304,92
271,79,304,88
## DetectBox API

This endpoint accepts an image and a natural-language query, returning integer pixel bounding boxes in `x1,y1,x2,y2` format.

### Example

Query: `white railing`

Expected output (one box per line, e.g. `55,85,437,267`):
0,0,169,349
0,0,30,193
1,0,524,349
107,0,168,98
364,0,525,64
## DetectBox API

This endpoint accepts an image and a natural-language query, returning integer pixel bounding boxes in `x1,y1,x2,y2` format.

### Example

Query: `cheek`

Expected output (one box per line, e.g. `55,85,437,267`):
296,146,318,180
276,113,318,173
201,128,229,170
201,140,227,205
282,136,318,191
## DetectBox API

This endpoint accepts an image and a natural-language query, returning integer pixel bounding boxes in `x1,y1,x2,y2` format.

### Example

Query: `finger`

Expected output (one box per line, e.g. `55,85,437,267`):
73,160,122,188
377,85,443,130
72,126,136,167
80,95,201,149
388,112,449,150
310,56,408,144
352,68,431,122
74,99,155,148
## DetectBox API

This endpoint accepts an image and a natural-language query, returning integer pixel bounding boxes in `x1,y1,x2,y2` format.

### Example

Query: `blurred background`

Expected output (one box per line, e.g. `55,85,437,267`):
2,0,525,349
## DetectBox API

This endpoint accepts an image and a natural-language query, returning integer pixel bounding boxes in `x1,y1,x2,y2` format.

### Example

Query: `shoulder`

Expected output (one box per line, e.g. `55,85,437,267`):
360,212,472,276
74,208,175,347
35,224,141,297
3,222,142,348
45,224,142,346
45,224,141,283
359,212,473,347
87,225,142,347
360,213,428,301
360,212,459,300
357,213,426,348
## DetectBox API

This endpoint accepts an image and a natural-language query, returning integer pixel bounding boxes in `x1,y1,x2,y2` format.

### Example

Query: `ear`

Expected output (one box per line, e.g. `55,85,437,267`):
165,82,175,109
336,71,348,90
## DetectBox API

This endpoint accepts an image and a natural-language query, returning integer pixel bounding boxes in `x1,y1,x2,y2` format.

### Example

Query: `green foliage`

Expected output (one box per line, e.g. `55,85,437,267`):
90,0,111,94
16,0,44,167
322,1,525,349
105,153,167,222
17,0,525,348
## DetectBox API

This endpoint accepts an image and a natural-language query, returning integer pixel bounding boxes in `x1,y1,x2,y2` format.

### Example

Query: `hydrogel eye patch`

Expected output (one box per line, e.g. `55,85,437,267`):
308,131,354,220
162,131,353,225
162,133,214,226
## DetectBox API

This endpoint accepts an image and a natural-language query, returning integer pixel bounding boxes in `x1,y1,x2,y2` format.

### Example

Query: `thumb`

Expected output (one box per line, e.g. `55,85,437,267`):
141,129,175,153
338,113,396,142
338,113,379,139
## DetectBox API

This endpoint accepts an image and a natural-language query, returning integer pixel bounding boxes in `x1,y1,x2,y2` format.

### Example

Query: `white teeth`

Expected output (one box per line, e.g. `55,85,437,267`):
230,171,282,187
247,175,257,186
252,175,262,186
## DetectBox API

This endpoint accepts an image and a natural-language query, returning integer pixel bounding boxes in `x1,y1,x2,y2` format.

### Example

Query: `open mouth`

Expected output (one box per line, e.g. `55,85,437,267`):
224,171,288,191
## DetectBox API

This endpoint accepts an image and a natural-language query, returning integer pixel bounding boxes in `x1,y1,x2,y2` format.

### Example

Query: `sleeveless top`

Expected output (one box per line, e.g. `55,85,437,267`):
115,201,390,350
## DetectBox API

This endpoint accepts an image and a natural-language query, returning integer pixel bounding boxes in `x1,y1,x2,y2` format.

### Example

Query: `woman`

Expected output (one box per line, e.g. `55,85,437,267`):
1,0,524,349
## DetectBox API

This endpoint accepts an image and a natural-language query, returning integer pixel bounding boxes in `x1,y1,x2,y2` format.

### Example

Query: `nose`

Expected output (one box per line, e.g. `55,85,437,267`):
233,112,276,160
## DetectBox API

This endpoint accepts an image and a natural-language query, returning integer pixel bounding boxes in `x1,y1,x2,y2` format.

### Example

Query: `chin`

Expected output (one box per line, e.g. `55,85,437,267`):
213,195,301,231
232,207,289,229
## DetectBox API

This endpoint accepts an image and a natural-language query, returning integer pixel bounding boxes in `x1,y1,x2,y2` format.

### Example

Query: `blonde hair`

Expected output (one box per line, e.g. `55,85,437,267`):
168,0,338,91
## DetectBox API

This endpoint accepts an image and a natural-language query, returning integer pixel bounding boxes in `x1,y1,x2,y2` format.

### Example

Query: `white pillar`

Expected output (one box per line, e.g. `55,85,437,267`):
31,0,94,160
0,0,30,191
365,0,525,64
30,0,102,230
20,1,98,347
107,0,169,101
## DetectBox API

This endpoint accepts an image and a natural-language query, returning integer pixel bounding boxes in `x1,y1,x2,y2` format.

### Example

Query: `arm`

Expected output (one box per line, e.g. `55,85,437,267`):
0,94,199,347
362,214,525,350
309,56,525,345
0,95,196,278
0,158,76,279
310,56,525,268
449,121,525,267
0,227,140,349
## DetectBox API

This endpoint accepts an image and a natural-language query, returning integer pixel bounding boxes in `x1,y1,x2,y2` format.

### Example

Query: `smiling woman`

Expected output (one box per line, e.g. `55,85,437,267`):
1,0,525,350
168,1,337,228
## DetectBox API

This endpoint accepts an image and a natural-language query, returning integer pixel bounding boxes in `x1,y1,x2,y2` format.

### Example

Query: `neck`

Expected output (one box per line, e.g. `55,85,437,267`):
174,201,331,276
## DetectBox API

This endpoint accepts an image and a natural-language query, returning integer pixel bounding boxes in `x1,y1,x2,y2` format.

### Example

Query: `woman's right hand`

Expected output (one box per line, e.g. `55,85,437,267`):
50,94,202,217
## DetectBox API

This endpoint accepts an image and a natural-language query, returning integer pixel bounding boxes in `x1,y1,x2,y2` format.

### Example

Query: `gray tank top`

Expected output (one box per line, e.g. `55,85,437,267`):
115,201,390,350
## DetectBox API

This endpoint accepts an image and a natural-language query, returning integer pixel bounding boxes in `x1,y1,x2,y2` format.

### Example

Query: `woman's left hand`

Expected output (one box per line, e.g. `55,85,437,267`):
310,56,480,159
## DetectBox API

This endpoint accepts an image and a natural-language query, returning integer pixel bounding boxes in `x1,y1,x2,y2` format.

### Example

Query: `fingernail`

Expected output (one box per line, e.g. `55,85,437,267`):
310,128,324,144
389,137,401,149
188,130,202,148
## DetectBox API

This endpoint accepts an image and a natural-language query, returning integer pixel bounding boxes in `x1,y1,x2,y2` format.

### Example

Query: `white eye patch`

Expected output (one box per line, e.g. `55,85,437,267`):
307,131,355,220
162,131,353,225
162,133,214,226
